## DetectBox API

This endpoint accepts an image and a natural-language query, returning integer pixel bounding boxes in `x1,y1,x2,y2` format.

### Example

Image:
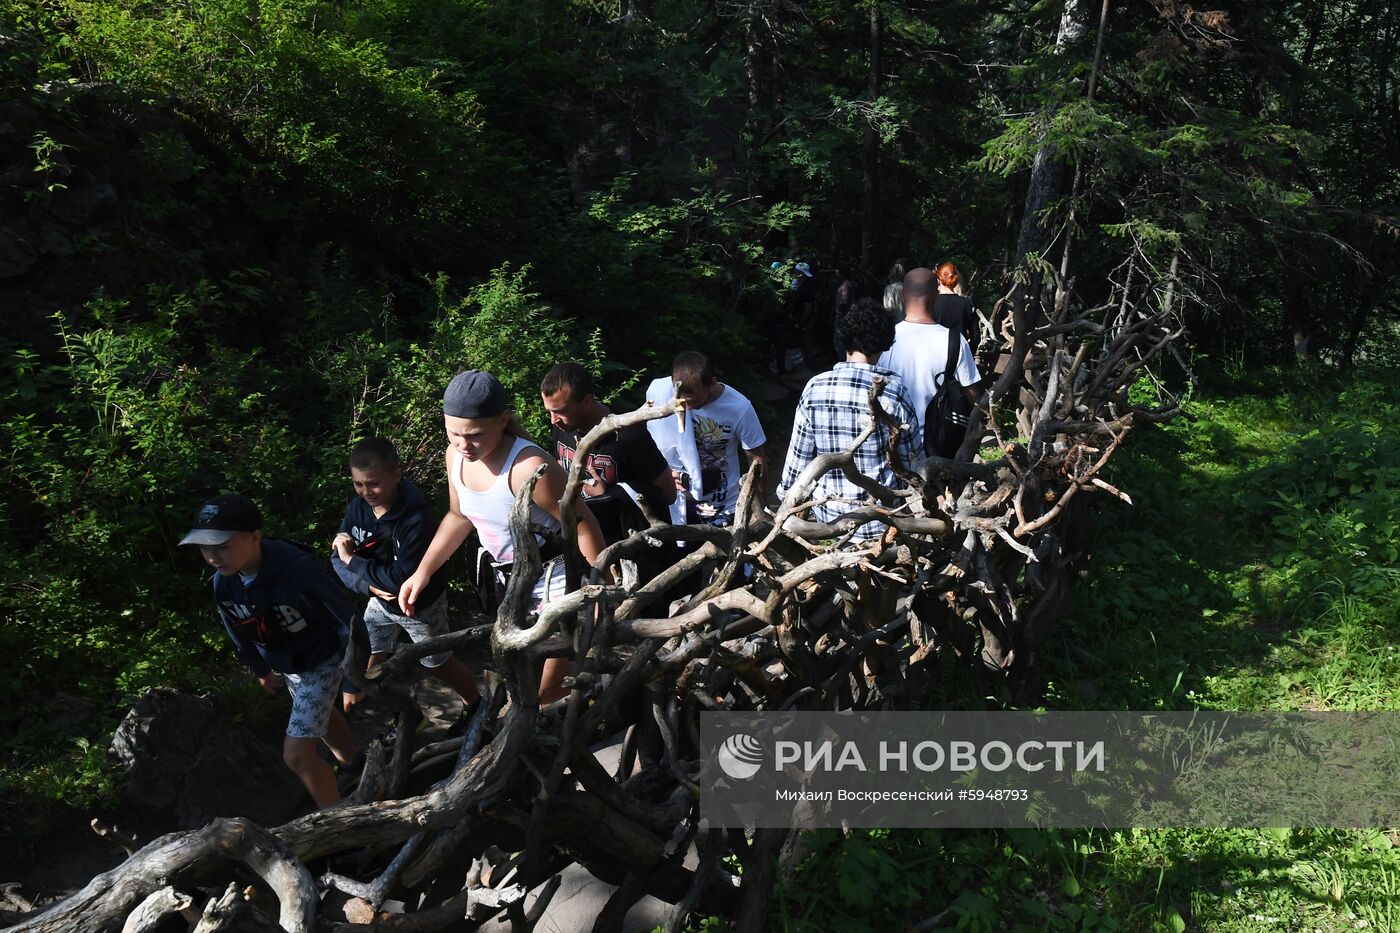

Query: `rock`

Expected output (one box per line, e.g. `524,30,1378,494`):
475,863,674,933
0,227,36,278
37,226,74,258
46,691,99,735
48,180,118,225
109,688,305,833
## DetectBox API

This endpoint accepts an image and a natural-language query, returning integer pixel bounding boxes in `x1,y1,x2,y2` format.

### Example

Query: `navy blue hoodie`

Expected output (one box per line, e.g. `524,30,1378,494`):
332,478,447,613
214,538,359,676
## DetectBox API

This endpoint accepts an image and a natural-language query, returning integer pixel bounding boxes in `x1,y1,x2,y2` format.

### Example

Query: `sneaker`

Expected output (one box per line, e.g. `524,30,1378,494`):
334,751,366,795
445,698,483,738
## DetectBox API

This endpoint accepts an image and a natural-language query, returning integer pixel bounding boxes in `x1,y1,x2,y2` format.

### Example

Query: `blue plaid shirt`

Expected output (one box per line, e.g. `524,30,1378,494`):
777,362,921,539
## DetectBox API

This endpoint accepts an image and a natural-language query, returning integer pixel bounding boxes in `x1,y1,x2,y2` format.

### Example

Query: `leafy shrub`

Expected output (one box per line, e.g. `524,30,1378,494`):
1252,382,1400,612
0,260,617,825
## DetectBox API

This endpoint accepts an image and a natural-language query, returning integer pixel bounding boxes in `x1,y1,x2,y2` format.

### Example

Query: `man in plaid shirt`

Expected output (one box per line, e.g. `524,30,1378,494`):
778,298,921,541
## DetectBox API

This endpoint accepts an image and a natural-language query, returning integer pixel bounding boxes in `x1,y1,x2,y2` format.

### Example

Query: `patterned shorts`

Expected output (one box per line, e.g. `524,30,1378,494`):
282,639,353,740
364,595,451,668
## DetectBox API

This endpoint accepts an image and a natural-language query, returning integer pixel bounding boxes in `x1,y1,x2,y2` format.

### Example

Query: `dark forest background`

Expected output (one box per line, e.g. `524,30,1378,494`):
2,0,1398,926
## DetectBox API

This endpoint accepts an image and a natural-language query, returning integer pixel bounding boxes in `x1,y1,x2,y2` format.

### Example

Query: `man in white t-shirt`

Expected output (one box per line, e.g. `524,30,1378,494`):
666,351,768,525
878,267,981,451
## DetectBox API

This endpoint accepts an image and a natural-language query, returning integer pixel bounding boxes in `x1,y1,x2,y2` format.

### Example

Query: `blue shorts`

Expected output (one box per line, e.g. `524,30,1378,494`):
282,640,353,739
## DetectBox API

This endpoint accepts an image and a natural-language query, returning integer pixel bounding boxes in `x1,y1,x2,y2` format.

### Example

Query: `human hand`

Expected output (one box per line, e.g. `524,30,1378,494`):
257,672,282,695
583,462,609,498
332,534,355,563
369,586,396,600
342,689,363,712
398,574,423,617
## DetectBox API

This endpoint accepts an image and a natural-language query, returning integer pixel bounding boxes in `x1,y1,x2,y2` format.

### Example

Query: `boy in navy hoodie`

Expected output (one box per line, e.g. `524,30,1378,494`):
331,438,480,708
180,494,361,809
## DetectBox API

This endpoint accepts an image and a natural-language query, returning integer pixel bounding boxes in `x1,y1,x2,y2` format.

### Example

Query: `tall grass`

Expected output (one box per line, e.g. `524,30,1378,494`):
769,368,1400,932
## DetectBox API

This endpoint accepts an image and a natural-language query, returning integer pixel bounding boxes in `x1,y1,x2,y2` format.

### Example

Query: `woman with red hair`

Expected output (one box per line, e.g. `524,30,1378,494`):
932,262,979,350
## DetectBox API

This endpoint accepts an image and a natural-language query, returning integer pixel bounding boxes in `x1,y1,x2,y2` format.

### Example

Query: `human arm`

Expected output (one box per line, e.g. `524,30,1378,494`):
294,560,367,700
892,389,921,472
625,425,678,508
330,510,365,591
298,559,364,641
737,399,770,501
777,394,818,502
399,450,475,615
345,506,435,597
214,591,273,679
955,335,982,404
651,467,679,506
961,297,979,348
744,445,769,501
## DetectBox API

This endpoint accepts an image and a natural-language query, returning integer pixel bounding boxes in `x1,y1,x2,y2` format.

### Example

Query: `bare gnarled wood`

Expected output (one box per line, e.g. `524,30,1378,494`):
39,245,1187,932
14,819,315,933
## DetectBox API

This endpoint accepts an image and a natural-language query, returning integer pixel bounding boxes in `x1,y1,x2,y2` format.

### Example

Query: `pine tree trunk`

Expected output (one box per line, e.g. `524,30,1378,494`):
1012,0,1095,266
861,2,882,275
1340,298,1372,372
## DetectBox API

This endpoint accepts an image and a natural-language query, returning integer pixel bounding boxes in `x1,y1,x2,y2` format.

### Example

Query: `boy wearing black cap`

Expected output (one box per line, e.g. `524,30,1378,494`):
181,494,361,809
331,438,481,708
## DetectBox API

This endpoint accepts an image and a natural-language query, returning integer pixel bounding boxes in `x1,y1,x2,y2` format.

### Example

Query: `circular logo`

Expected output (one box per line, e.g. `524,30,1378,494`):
717,733,764,781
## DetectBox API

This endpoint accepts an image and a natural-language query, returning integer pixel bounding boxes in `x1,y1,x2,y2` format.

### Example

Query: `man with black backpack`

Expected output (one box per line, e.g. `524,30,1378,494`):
877,267,981,458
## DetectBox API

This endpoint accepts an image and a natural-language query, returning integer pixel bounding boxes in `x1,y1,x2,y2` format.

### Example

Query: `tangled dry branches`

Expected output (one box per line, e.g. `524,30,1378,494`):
10,259,1190,932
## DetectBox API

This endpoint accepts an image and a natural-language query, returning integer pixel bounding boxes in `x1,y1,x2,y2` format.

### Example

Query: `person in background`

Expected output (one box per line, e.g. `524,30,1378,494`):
669,351,768,525
788,260,818,369
331,437,481,715
878,268,981,451
778,298,920,541
883,259,907,323
833,264,860,358
932,261,979,349
398,370,606,705
181,494,362,809
760,261,793,375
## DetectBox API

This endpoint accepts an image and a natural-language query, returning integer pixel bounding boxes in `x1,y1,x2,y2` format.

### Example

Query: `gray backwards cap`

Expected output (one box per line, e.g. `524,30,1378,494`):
443,370,508,419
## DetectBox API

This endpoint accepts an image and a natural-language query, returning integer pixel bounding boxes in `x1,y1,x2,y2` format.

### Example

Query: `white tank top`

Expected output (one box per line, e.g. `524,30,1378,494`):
451,434,561,564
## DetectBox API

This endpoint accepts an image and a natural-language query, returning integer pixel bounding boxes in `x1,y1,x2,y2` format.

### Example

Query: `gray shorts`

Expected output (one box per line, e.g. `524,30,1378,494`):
364,595,451,668
283,639,353,739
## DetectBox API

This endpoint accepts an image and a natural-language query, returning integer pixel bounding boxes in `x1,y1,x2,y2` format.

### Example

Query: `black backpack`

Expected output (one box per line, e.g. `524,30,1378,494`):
923,326,973,458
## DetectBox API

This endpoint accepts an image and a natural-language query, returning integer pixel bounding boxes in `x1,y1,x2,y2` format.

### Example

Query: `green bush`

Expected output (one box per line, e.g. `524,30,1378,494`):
0,260,618,825
1254,383,1400,609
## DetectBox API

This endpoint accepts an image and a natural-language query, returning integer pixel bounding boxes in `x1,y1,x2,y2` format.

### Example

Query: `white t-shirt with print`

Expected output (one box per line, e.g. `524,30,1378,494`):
878,320,980,447
689,385,766,519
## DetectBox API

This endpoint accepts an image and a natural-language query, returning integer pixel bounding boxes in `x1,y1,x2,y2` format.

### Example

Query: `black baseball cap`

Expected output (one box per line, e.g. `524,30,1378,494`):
179,494,262,546
443,369,509,419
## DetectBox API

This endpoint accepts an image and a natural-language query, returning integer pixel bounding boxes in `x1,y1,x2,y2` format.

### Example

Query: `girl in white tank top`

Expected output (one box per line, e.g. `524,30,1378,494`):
398,370,607,703
450,433,560,564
